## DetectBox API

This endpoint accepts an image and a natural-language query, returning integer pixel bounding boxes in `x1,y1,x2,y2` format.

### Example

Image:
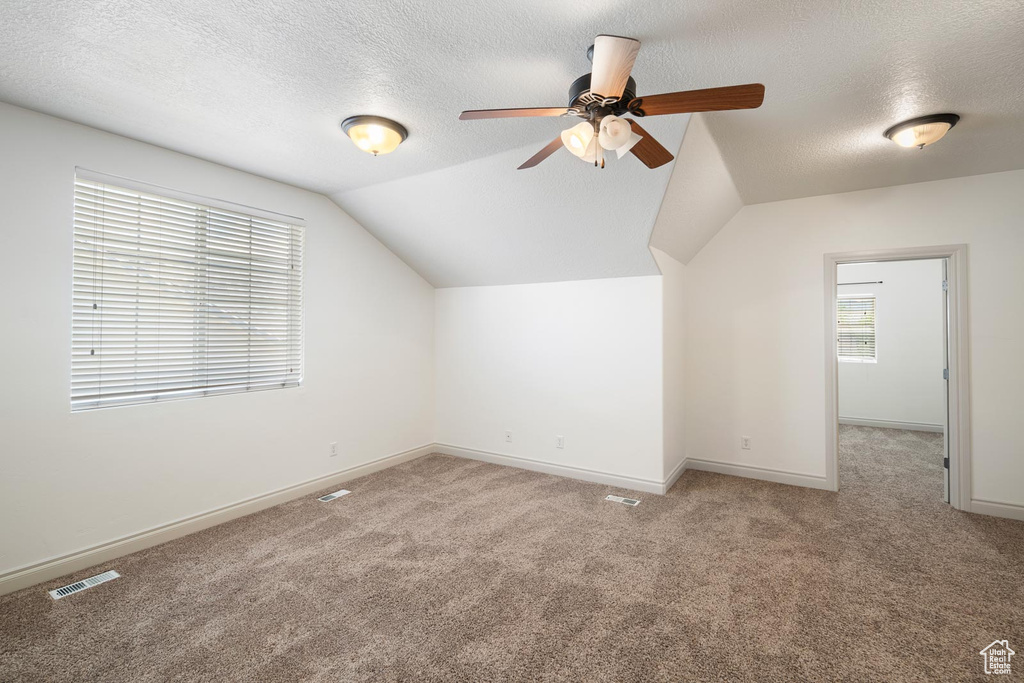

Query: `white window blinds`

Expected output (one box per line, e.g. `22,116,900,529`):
837,296,876,361
72,176,303,411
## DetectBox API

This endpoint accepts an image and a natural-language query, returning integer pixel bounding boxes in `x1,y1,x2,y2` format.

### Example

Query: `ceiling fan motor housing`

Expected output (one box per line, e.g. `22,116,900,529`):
567,73,637,118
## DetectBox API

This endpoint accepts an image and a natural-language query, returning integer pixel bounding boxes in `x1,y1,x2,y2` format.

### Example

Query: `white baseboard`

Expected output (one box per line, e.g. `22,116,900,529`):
435,443,667,494
970,498,1024,522
0,443,434,597
662,458,688,493
839,417,943,433
435,445,831,495
683,458,831,490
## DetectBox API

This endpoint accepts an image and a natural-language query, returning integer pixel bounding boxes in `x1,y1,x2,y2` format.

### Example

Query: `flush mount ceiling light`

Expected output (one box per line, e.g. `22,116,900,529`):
884,114,960,149
341,115,408,156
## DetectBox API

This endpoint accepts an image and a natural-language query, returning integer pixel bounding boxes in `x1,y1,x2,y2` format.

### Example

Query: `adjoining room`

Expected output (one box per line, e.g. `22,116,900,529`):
837,258,949,502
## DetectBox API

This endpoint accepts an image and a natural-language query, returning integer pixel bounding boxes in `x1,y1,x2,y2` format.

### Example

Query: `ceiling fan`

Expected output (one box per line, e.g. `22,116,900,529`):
459,35,765,170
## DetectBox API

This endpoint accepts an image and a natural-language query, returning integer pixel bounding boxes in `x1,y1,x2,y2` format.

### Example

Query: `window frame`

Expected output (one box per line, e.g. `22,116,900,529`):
70,170,305,411
837,293,877,364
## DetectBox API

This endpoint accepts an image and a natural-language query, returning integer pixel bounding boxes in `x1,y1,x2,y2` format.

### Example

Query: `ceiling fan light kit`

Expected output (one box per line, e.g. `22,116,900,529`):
459,34,765,171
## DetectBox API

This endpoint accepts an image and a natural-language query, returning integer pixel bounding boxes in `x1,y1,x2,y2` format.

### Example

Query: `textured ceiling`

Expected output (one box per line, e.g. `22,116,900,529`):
702,0,1024,204
2,0,1022,285
0,0,713,196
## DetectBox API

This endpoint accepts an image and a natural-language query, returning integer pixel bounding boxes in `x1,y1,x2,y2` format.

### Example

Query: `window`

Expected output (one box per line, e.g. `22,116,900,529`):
72,175,303,411
837,296,876,362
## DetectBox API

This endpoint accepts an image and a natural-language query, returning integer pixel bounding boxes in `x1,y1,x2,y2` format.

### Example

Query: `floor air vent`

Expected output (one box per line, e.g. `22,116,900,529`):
605,495,640,507
318,489,351,502
49,570,120,600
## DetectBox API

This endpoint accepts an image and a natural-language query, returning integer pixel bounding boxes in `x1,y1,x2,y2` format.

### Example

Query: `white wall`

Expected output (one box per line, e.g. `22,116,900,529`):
838,260,945,429
684,169,1024,507
652,248,687,482
0,103,435,577
434,277,665,488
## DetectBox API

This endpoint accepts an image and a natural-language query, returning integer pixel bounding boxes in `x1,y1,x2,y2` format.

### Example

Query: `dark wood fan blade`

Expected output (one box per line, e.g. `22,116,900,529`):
628,84,765,117
590,35,641,100
627,120,674,169
459,107,568,120
518,136,564,169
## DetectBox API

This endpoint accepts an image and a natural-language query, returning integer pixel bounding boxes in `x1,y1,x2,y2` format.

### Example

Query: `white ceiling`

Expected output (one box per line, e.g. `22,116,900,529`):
335,119,684,287
0,0,709,195
702,0,1024,204
649,114,741,266
2,0,1022,285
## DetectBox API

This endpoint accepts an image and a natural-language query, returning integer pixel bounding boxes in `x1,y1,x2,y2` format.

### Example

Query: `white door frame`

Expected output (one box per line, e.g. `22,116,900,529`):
823,244,971,510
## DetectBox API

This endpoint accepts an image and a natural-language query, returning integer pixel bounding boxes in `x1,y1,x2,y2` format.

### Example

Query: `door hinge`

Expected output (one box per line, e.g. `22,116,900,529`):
942,280,948,291
943,368,949,380
943,456,950,469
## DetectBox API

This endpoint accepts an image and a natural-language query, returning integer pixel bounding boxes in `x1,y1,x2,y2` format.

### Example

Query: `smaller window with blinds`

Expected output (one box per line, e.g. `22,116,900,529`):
72,174,303,411
837,295,876,362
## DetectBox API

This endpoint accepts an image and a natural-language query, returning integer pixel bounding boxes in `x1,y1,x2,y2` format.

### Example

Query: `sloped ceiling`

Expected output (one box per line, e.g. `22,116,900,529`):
334,117,685,287
649,114,741,266
1,0,1022,286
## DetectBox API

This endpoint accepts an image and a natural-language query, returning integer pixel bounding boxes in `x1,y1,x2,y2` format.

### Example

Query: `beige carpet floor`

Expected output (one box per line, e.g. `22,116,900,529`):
2,425,1023,681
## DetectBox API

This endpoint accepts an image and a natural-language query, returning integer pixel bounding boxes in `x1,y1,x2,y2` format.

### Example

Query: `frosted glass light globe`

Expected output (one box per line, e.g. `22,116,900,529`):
341,116,408,156
580,136,602,164
561,121,595,157
890,122,952,148
598,115,632,150
883,114,960,149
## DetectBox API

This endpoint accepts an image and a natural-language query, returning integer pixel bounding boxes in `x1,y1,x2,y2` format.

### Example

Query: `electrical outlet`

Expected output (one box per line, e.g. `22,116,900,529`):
741,436,752,450
505,430,512,443
329,442,338,457
556,435,565,449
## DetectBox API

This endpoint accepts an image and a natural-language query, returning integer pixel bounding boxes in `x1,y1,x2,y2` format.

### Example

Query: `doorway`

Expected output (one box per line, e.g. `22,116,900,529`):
823,245,972,510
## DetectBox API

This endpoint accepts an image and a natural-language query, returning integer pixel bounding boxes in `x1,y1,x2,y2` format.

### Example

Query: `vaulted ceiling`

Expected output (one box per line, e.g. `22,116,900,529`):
334,118,685,287
1,0,1022,286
